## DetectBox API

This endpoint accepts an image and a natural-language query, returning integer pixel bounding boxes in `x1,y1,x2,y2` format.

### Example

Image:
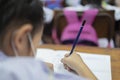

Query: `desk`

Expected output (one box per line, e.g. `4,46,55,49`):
39,44,120,80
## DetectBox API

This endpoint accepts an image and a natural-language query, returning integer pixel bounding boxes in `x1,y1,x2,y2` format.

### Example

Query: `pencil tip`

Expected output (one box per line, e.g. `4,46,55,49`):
82,20,86,26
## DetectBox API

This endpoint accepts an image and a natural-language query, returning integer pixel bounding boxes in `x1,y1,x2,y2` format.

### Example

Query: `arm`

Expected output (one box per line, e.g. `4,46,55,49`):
61,53,97,80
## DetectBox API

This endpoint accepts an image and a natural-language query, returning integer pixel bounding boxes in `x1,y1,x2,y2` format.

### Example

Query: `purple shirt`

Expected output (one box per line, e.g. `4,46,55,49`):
0,51,86,80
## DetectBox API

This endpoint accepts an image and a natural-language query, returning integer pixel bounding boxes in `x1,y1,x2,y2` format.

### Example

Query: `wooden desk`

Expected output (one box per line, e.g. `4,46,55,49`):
39,44,120,80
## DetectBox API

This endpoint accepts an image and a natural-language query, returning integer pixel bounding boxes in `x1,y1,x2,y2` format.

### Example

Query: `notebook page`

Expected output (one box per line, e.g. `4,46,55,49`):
36,48,111,80
36,49,70,74
77,52,111,80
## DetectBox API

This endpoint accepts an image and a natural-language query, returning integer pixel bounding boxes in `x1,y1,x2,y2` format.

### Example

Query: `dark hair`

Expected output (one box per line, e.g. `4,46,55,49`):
0,0,44,36
82,0,102,8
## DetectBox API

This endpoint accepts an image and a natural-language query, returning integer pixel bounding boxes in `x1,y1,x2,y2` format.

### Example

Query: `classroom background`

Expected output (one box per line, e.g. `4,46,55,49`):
40,0,120,48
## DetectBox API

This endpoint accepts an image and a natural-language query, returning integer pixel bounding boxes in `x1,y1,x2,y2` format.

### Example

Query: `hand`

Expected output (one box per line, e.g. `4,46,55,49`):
61,53,97,80
61,53,84,75
44,62,54,71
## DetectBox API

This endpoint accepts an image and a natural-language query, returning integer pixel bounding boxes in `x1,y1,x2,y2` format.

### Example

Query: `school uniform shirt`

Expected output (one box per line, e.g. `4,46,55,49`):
0,51,86,80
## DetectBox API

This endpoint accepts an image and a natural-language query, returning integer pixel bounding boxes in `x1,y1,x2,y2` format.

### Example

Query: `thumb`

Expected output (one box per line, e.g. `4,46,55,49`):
64,54,69,57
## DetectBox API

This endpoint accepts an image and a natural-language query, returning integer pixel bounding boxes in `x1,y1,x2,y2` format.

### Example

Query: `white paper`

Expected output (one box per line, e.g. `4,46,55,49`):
36,48,112,80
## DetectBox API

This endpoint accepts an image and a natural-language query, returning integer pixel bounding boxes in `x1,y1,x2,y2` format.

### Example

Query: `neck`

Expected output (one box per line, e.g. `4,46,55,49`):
2,34,14,56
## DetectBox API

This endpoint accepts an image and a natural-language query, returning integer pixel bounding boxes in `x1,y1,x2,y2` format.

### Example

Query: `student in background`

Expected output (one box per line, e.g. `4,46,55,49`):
65,0,82,7
64,0,103,11
43,0,63,9
82,0,103,9
0,0,97,80
102,0,120,21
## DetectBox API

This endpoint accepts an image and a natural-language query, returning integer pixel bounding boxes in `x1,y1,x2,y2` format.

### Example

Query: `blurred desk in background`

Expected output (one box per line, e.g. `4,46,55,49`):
39,44,120,80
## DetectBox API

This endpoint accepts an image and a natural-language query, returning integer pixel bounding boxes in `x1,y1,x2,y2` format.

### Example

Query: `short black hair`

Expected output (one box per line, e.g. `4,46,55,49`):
82,0,102,8
86,0,102,6
0,0,44,35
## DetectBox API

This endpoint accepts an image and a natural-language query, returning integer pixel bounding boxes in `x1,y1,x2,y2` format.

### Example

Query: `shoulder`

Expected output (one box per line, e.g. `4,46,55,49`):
0,57,50,80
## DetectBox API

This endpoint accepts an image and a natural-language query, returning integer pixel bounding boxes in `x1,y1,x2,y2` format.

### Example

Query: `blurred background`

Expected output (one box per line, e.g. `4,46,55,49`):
40,0,120,48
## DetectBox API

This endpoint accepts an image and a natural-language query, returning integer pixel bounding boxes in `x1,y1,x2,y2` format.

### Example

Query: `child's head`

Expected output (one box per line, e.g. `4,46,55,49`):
82,0,102,8
0,0,44,56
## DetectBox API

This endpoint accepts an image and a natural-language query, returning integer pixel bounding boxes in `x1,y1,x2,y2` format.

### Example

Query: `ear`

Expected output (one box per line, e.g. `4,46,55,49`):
13,24,33,55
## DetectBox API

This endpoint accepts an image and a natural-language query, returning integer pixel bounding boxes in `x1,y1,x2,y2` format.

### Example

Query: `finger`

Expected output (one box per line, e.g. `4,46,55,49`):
64,54,69,57
67,66,78,74
64,64,67,69
72,52,76,54
61,58,67,64
70,52,76,56
61,58,64,63
66,66,69,71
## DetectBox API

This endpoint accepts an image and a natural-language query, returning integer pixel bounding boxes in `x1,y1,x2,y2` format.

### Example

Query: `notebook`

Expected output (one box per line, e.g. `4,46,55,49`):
36,48,112,80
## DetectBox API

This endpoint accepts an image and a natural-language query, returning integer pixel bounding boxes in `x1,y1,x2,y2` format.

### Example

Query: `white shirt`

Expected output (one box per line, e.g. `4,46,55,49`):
0,51,86,80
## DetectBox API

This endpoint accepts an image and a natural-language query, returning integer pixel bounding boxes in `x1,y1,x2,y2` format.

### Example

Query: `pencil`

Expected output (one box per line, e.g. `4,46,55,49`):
69,20,86,55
